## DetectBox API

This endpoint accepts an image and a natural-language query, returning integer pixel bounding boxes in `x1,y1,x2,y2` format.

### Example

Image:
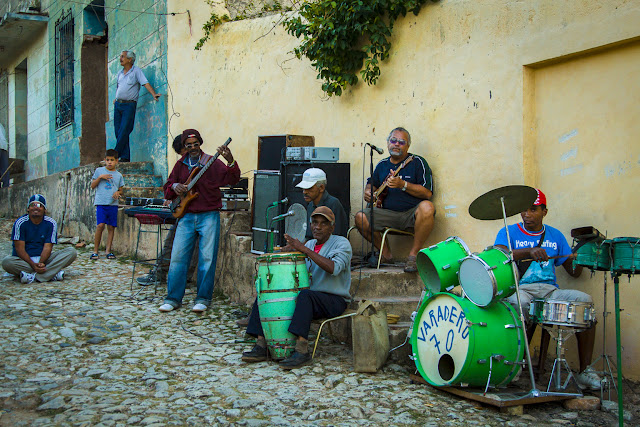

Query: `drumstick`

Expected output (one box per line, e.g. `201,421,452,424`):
520,254,573,262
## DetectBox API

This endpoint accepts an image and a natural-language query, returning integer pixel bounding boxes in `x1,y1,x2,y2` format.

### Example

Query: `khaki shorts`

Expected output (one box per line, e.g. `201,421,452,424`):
359,205,420,232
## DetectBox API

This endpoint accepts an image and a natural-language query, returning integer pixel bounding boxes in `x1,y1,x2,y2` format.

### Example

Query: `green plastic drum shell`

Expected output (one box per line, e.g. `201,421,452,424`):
256,252,310,360
573,240,611,271
458,246,516,307
611,237,640,275
410,293,524,388
417,236,471,294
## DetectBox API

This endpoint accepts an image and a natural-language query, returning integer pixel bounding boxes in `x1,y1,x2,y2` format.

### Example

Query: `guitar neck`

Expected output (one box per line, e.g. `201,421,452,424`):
186,137,232,192
374,155,414,197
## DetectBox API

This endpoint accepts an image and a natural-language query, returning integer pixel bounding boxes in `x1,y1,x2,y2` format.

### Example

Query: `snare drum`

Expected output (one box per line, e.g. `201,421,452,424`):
411,293,524,387
529,299,595,328
256,252,310,360
417,236,471,294
574,240,611,271
611,237,640,275
458,246,516,307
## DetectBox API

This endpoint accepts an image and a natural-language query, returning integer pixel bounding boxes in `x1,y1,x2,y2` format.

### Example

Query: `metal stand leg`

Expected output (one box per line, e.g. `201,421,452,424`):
546,326,583,394
588,272,617,401
614,274,624,427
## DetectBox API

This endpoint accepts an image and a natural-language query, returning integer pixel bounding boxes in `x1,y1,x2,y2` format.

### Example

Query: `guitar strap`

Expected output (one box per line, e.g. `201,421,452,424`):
199,153,213,165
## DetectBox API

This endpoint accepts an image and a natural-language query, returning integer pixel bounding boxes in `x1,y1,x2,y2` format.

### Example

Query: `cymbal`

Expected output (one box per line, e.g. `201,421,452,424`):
469,185,538,220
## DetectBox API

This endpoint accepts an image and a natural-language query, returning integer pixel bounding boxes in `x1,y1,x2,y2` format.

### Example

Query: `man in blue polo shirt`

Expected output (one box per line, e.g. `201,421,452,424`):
355,127,435,272
113,50,161,162
2,194,77,284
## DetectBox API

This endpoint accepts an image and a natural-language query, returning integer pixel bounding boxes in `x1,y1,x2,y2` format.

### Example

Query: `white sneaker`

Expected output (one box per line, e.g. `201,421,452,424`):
575,367,603,391
20,271,35,284
53,270,64,281
192,303,207,313
159,303,175,312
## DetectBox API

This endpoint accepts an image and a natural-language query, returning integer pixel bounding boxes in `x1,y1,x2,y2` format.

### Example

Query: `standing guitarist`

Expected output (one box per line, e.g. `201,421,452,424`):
355,127,435,272
159,128,240,313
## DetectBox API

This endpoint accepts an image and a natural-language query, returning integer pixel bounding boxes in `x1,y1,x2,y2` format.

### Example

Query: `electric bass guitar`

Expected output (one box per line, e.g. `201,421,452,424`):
372,155,414,208
170,137,232,219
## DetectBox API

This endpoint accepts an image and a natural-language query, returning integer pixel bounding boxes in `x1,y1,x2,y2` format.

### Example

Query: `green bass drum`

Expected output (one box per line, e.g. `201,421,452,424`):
411,293,524,387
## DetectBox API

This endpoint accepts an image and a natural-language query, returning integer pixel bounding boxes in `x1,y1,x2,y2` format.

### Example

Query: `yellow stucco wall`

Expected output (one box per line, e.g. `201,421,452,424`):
167,0,640,377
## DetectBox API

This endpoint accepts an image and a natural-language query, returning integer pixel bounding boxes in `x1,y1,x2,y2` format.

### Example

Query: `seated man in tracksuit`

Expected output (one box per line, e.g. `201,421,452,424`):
242,206,352,369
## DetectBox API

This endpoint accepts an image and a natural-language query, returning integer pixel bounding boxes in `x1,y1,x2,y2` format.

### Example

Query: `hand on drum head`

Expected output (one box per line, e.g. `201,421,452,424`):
284,234,305,252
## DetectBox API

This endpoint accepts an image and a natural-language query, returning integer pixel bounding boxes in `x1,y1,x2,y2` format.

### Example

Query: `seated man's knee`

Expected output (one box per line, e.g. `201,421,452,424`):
354,211,367,227
416,200,435,218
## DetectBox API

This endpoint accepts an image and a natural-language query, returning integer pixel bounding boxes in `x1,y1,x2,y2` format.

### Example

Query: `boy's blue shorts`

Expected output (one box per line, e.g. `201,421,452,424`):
96,205,119,227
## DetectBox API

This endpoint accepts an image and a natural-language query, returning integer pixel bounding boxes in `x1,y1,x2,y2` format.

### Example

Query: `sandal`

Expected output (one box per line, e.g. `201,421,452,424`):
90,253,99,260
106,253,116,260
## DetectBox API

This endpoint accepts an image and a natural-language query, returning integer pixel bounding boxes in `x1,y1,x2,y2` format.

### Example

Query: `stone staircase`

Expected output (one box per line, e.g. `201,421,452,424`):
116,161,164,202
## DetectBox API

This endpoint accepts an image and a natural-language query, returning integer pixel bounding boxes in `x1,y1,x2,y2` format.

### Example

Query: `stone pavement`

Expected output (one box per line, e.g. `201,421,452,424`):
0,218,634,426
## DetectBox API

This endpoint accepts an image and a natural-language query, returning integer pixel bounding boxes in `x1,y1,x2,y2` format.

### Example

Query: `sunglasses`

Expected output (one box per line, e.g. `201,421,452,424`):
184,142,201,149
29,202,44,208
388,137,407,146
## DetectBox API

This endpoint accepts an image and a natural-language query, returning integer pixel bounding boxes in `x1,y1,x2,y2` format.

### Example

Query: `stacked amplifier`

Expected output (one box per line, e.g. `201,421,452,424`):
251,134,349,254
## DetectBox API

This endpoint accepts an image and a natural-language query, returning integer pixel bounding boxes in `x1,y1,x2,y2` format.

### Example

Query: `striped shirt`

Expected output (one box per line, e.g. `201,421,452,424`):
11,215,57,257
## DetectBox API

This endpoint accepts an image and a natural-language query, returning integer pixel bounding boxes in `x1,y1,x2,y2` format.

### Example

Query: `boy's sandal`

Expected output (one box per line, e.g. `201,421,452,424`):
106,253,116,260
90,253,99,260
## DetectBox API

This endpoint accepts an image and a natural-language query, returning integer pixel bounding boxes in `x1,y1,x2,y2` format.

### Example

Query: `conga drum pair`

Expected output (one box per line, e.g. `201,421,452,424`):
573,237,639,275
255,252,310,360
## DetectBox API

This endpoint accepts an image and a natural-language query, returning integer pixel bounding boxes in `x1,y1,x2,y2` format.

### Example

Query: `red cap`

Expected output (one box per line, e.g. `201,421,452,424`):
181,129,203,145
534,189,547,206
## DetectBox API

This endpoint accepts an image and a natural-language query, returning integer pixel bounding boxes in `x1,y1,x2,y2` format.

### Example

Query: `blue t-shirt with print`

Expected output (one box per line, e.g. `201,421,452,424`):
494,223,571,287
92,167,125,206
11,215,58,257
369,154,433,212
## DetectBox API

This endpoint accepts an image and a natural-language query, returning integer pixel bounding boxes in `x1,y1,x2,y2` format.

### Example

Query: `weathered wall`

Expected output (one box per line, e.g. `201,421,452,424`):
167,0,640,378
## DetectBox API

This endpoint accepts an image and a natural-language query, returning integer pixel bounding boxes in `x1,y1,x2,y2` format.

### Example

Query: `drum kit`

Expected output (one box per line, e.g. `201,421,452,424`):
410,186,637,412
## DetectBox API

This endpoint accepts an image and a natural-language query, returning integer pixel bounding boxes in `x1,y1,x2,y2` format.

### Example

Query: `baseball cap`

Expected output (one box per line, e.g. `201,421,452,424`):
534,189,547,207
311,206,335,224
181,129,204,145
295,168,326,189
28,194,47,209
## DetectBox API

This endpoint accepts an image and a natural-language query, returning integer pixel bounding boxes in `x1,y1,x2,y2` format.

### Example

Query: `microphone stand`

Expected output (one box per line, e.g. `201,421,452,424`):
367,146,378,267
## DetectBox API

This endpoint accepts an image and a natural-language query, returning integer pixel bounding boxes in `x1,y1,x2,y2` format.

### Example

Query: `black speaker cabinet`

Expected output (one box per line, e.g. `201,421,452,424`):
280,161,351,239
257,135,315,171
251,171,282,254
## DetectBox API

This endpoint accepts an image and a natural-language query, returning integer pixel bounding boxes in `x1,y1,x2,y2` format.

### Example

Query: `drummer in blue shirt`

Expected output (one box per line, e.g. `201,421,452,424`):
242,206,352,369
494,189,601,391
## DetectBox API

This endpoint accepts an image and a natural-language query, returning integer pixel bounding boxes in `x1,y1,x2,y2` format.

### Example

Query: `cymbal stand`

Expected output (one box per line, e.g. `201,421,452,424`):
499,196,539,396
588,271,617,401
545,326,583,394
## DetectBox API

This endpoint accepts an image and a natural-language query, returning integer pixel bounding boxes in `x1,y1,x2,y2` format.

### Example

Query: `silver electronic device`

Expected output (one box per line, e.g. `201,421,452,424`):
285,147,339,162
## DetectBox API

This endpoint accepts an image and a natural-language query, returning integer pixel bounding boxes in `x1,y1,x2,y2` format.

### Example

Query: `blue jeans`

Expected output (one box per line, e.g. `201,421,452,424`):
165,211,220,308
113,101,137,161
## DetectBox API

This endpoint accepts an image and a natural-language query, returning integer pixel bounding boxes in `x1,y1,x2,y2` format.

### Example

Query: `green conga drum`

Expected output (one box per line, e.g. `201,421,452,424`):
611,237,640,275
574,239,611,271
256,252,310,360
411,293,524,387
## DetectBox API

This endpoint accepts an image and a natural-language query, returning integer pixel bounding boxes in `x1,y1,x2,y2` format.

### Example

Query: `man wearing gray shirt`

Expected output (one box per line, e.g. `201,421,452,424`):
113,50,160,162
242,206,352,369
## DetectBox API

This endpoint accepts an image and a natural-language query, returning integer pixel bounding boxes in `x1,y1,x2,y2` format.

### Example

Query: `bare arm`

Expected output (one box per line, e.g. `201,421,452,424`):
387,176,432,200
91,173,112,189
495,244,549,261
143,83,161,101
39,243,53,264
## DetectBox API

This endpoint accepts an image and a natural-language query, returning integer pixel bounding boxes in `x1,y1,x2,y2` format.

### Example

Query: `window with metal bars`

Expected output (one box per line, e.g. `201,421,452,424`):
55,10,74,129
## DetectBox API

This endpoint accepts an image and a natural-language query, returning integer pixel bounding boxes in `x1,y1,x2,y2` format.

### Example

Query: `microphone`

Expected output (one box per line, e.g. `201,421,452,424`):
366,143,384,155
270,197,289,207
272,211,295,221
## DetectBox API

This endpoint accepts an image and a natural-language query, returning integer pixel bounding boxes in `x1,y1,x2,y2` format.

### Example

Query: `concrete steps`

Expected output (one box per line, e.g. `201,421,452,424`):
116,162,164,204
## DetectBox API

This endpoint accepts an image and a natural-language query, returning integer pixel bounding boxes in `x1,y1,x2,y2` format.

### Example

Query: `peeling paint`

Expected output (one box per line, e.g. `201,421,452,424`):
560,147,577,161
560,163,583,176
558,129,578,143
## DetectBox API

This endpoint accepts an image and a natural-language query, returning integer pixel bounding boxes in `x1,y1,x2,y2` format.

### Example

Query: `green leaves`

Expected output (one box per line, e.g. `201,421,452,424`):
283,0,436,96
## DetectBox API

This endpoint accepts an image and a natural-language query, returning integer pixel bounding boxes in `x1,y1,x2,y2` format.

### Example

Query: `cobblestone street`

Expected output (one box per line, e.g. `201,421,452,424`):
0,218,636,426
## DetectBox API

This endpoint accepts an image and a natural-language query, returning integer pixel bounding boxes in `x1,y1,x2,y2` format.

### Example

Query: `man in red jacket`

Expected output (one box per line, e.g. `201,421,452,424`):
159,129,240,313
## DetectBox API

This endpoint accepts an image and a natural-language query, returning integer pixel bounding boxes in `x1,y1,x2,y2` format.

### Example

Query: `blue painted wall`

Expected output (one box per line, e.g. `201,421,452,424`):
43,0,168,179
105,0,169,179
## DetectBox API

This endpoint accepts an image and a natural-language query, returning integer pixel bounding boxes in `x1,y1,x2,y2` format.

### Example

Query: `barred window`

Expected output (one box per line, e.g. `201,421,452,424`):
55,10,74,129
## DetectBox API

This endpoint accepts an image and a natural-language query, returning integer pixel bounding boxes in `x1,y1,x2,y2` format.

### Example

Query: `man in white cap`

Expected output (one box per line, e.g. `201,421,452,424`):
2,194,77,283
296,167,348,240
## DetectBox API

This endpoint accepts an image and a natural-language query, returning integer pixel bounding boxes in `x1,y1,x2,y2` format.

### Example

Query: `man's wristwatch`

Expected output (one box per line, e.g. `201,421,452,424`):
401,181,408,192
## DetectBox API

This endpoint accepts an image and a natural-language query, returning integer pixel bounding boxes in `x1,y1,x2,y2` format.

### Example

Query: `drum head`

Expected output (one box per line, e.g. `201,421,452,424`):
458,256,494,307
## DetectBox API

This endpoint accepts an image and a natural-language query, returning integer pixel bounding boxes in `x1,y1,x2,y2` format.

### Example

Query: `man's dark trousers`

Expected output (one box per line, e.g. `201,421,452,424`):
114,101,137,161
